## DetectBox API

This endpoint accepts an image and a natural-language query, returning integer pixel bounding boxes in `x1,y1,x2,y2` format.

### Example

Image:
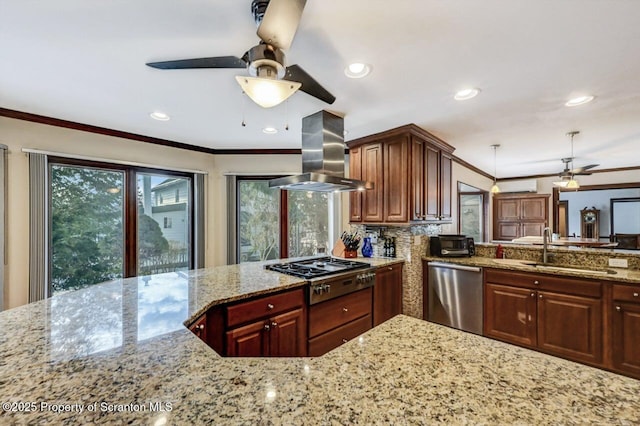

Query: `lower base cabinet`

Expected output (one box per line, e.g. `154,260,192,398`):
484,269,603,366
226,308,306,357
308,287,372,356
612,284,640,379
373,263,403,326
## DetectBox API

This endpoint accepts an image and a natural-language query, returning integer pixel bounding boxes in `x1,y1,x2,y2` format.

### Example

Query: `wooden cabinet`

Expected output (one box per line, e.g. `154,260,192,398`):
373,263,403,326
493,194,549,240
611,283,640,378
347,124,455,224
484,268,603,365
308,287,372,356
225,288,306,357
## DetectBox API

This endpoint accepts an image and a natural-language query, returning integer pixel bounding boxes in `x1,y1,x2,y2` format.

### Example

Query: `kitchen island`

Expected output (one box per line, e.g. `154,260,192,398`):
1,259,639,424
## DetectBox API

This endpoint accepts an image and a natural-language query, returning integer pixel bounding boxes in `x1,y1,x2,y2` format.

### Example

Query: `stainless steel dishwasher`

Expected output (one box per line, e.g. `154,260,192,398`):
427,262,483,335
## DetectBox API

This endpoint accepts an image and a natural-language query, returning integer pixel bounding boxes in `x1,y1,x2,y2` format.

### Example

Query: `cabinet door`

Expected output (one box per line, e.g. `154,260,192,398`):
521,197,547,221
189,314,207,343
439,153,452,220
308,315,372,357
612,302,640,378
362,143,383,222
484,283,537,347
424,146,440,220
410,137,425,221
383,136,409,222
495,198,520,221
269,308,306,357
495,222,521,240
226,320,268,357
537,291,602,364
373,264,403,326
349,147,362,222
521,222,545,237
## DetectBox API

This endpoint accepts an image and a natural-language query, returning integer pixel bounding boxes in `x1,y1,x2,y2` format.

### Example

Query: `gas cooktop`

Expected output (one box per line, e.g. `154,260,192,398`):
265,256,371,279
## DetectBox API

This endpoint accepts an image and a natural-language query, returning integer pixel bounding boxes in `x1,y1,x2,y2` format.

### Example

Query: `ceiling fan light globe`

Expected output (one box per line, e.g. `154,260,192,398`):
566,179,580,189
490,183,500,193
235,76,301,108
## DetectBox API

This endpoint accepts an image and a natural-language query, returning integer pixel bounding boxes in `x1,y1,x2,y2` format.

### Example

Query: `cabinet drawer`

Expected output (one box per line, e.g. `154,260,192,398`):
227,288,304,328
485,268,601,297
308,314,372,357
612,284,640,303
309,288,372,338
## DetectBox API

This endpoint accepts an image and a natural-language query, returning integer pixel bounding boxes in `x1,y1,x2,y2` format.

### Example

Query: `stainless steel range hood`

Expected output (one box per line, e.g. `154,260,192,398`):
269,110,373,192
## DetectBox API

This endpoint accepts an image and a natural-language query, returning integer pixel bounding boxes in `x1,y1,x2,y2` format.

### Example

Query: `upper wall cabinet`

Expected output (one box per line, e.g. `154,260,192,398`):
348,125,455,224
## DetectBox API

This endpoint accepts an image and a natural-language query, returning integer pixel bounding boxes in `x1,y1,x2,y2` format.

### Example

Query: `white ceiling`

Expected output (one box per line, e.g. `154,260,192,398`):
2,0,640,178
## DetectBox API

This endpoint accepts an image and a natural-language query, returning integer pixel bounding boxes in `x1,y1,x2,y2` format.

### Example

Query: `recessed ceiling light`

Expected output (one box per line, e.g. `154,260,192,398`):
454,88,480,101
565,95,595,107
344,63,371,78
150,111,170,121
262,127,278,134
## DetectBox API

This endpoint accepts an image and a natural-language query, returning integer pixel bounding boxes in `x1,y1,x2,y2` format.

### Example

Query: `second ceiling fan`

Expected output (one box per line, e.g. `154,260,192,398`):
146,0,335,108
554,131,599,188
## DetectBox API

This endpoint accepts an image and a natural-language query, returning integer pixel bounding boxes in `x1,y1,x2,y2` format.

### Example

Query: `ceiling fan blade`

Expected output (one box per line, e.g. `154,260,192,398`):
284,64,335,104
257,0,307,50
146,56,247,70
570,164,599,174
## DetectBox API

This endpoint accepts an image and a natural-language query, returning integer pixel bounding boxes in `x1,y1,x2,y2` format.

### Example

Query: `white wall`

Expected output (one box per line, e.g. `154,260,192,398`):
0,116,220,309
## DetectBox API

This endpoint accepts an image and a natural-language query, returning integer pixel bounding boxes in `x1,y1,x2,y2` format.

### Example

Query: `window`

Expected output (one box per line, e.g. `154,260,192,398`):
457,182,487,243
232,176,337,263
175,189,180,202
47,158,196,295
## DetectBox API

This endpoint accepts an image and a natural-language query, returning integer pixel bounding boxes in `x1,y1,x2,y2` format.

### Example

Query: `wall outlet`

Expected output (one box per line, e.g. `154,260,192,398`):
609,258,629,268
414,235,421,246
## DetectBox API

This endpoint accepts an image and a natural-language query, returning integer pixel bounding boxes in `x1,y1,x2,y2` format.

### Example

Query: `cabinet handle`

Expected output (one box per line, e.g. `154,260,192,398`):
271,322,278,328
196,324,205,330
539,294,543,299
342,339,348,343
530,292,535,297
264,323,270,330
342,307,348,312
267,303,274,310
634,292,639,297
533,280,540,285
616,306,621,312
388,266,393,271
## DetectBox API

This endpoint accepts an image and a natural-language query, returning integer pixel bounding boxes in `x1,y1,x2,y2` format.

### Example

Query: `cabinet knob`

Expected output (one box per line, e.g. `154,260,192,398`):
539,294,543,299
342,339,348,343
530,292,535,297
634,292,639,297
533,280,540,285
264,323,270,330
267,303,274,310
271,322,278,328
196,324,205,330
342,307,348,312
616,306,621,312
388,266,393,271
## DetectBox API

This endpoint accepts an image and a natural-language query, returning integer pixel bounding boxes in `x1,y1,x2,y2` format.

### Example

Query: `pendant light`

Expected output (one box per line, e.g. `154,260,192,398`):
566,131,580,189
490,144,501,193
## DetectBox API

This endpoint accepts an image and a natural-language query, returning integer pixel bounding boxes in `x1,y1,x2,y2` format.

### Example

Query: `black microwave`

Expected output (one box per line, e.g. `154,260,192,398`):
429,235,475,257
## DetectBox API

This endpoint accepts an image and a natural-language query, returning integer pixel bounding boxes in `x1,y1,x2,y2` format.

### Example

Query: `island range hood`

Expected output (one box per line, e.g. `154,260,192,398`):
269,110,373,192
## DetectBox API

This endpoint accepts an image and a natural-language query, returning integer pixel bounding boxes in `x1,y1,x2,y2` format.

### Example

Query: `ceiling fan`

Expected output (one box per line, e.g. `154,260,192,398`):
553,131,599,188
145,0,335,108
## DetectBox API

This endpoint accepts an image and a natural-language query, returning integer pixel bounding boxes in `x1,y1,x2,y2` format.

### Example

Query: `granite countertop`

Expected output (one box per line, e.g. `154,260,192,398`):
2,257,639,424
423,255,640,284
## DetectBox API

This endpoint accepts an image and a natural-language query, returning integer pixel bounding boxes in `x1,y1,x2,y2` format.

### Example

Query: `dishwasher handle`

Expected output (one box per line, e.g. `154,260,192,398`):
427,262,482,273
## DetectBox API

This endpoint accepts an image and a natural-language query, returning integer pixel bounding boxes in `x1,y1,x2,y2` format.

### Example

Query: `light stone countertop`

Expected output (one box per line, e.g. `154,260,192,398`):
1,256,639,424
424,255,640,284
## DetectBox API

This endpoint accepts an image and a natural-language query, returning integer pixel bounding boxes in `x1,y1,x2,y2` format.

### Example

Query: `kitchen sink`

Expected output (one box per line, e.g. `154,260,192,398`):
491,258,617,275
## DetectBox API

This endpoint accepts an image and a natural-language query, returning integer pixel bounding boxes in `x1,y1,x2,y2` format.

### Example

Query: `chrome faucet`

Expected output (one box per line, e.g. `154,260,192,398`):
543,227,551,264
